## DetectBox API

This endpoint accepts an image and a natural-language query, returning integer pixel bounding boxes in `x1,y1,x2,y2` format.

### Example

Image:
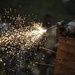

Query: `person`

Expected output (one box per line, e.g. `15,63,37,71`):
0,15,9,33
63,19,75,38
57,19,75,38
37,14,57,75
43,14,53,28
43,14,57,51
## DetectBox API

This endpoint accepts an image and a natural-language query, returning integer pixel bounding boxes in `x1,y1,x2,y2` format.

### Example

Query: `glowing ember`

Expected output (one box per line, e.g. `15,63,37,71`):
0,8,47,75
0,22,47,48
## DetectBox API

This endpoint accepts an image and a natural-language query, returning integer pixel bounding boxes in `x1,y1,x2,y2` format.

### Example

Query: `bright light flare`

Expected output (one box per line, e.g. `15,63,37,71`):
37,26,47,35
0,22,47,49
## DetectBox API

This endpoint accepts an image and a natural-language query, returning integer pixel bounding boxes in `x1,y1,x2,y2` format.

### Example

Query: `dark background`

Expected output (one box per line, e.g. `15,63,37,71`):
0,0,75,23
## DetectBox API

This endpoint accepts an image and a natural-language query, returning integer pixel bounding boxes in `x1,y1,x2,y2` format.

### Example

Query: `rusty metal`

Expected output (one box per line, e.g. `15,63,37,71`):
54,24,75,75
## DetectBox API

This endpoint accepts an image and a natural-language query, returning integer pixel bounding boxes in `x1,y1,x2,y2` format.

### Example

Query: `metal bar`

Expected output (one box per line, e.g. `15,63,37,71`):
47,25,56,31
39,47,56,54
36,62,54,67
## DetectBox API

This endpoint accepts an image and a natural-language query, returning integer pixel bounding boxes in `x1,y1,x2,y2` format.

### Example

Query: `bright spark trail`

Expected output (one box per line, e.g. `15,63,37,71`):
0,8,47,75
0,23,47,48
0,22,47,75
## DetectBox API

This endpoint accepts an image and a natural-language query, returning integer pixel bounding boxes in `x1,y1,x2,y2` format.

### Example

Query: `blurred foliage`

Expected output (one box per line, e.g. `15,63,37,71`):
0,0,75,23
